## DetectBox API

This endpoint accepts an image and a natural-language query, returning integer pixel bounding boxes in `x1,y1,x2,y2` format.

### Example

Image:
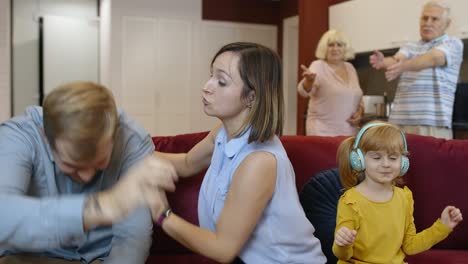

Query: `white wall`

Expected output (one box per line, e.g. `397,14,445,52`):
105,0,202,106
100,0,111,88
104,0,278,136
42,15,99,94
0,0,11,122
12,0,97,115
10,0,283,136
282,16,298,135
330,0,468,53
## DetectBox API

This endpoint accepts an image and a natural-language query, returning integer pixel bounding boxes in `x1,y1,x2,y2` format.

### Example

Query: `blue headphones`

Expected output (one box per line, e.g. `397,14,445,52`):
349,123,410,176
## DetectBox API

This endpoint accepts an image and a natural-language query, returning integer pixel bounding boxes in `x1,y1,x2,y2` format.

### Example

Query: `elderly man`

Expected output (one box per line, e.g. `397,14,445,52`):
0,82,177,263
370,0,463,139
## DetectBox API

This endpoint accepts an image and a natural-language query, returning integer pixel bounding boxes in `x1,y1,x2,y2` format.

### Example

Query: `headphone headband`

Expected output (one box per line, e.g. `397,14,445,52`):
350,122,409,176
353,123,408,152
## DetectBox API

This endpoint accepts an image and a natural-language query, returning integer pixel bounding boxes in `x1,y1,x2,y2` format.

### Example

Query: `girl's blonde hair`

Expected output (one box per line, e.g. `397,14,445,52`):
337,122,408,189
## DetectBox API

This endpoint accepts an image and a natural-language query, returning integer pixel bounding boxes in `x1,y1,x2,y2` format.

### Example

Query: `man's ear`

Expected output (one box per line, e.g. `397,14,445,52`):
445,17,451,30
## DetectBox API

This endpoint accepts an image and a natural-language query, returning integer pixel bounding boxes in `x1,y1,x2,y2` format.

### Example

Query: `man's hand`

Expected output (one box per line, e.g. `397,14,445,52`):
124,155,178,192
83,156,178,230
441,206,463,229
369,50,386,70
385,60,404,81
334,227,357,247
110,155,177,217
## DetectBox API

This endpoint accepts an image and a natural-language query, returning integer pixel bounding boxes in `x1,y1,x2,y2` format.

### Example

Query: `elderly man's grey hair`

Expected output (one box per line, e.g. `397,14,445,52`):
423,1,451,21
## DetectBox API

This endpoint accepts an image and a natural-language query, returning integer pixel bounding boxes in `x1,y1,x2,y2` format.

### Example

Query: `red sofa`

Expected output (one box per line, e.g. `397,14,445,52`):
147,132,468,264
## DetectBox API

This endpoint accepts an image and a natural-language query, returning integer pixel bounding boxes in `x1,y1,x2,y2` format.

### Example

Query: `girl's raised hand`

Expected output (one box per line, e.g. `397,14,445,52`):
334,226,357,247
441,206,463,229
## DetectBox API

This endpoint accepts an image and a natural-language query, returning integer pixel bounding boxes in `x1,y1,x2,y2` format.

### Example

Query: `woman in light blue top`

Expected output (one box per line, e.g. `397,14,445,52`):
155,42,326,263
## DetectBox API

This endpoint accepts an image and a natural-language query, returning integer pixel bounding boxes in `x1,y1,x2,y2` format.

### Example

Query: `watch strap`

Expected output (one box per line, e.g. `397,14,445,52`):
156,208,172,227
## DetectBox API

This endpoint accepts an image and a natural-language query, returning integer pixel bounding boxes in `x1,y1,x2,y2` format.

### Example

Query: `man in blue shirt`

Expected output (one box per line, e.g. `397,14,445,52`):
0,82,177,263
369,0,463,139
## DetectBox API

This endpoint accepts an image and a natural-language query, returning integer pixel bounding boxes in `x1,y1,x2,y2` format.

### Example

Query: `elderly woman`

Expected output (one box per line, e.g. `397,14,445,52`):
298,29,364,136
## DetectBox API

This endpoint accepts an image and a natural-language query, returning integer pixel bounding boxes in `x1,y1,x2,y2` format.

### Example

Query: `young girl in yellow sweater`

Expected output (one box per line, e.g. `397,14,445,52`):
333,122,463,263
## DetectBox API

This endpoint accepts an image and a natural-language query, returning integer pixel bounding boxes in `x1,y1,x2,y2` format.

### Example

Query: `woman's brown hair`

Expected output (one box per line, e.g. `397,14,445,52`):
211,42,284,143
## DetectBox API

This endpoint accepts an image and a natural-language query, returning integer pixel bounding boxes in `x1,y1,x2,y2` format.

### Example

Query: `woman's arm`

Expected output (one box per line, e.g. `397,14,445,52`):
297,63,319,97
347,65,364,127
154,125,220,178
347,98,364,127
161,151,276,263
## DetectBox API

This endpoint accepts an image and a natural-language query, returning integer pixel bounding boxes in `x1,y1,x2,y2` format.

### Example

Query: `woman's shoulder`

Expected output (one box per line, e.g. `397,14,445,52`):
244,140,280,162
243,150,276,167
308,59,326,69
344,61,357,71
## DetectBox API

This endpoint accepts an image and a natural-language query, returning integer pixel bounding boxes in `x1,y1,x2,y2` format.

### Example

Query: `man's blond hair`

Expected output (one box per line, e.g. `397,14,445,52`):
43,81,118,162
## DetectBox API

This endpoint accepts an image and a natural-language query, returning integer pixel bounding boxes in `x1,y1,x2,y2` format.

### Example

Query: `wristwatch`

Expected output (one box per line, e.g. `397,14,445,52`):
156,208,172,227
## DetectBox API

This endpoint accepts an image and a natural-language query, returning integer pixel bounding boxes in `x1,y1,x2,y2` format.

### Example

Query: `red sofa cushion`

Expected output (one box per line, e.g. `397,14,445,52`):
279,135,345,191
404,134,468,250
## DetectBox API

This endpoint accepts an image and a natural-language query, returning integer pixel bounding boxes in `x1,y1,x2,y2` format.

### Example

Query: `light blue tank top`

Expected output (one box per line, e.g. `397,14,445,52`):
198,127,326,263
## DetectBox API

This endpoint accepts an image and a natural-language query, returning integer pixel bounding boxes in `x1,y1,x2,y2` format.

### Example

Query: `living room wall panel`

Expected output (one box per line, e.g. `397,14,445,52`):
155,19,192,135
121,17,158,134
235,25,277,51
0,0,10,123
119,15,276,135
104,0,278,136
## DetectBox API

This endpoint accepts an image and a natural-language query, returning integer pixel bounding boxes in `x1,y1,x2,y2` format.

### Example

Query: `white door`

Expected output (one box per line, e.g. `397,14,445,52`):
42,15,99,95
282,16,298,135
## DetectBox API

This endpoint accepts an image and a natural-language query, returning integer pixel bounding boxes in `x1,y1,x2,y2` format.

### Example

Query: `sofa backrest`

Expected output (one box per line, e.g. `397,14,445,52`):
151,132,209,254
402,134,468,250
151,132,468,254
279,135,345,190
